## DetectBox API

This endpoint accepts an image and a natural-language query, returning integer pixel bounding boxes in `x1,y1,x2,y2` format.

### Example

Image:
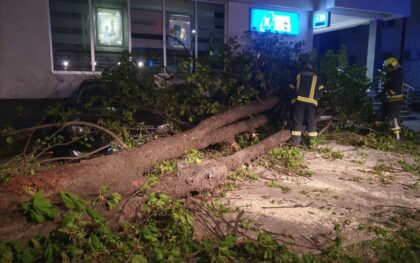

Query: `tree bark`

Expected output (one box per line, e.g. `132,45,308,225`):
0,130,290,241
0,97,282,241
120,130,291,221
0,97,279,204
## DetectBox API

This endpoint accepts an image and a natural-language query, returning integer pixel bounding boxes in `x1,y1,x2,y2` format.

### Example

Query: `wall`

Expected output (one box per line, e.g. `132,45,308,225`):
0,0,89,99
401,0,420,90
227,2,313,52
380,19,404,57
314,0,420,91
378,0,420,90
233,0,315,11
326,0,411,17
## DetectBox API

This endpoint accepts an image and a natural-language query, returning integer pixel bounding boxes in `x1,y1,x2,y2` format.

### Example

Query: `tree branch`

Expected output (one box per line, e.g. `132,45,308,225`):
41,143,113,163
14,121,128,148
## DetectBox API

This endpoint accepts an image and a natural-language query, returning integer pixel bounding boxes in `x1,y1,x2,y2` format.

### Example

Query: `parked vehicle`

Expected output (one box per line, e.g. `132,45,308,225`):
44,79,165,158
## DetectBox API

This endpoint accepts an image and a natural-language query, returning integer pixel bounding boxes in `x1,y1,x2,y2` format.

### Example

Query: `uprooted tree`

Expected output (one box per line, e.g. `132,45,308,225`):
0,33,374,242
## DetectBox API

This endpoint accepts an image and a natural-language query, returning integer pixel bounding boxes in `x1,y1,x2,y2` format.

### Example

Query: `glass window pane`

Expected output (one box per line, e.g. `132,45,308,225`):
93,0,129,71
131,0,163,68
49,0,92,71
197,2,225,56
166,0,195,71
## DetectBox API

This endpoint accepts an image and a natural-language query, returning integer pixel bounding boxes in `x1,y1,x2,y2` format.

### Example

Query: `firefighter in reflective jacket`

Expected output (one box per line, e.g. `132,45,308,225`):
375,57,403,140
289,64,324,146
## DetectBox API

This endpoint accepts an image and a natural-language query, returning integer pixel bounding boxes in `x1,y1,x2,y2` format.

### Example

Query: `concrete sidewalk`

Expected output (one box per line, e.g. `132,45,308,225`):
220,143,419,252
402,112,420,132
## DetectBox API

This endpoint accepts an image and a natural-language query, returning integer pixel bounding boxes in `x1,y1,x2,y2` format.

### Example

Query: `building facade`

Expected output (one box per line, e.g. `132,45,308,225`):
314,0,419,91
0,0,412,100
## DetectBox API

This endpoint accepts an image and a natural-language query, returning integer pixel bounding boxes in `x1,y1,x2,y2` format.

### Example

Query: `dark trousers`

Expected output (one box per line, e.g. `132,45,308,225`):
375,101,403,138
290,102,317,146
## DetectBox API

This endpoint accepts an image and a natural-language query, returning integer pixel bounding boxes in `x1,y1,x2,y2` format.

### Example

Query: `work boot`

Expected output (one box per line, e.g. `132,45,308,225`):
308,137,318,148
290,136,301,147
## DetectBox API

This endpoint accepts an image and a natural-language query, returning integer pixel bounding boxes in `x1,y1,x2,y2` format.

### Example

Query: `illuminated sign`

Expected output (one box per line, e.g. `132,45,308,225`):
168,14,191,49
250,8,299,35
96,7,124,48
313,11,331,29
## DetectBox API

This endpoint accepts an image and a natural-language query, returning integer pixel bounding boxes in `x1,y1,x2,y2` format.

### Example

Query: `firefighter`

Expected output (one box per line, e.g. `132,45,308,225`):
374,57,404,140
289,63,324,147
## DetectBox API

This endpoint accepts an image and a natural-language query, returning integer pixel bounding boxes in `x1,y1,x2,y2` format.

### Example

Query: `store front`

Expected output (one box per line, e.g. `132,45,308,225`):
0,0,411,99
48,0,227,73
47,0,314,73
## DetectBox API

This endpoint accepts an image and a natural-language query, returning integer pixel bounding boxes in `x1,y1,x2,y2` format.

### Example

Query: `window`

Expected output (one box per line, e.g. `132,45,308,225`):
49,0,225,72
49,0,92,71
197,2,225,56
166,0,195,70
130,0,163,68
93,0,128,71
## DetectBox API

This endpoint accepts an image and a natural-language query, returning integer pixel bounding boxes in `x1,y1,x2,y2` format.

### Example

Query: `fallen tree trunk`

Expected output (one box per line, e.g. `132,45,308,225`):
0,97,279,205
0,130,290,241
0,97,282,241
120,130,291,221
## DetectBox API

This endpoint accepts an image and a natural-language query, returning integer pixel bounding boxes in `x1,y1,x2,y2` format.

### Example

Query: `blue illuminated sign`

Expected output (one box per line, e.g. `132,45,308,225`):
313,11,330,29
250,8,300,35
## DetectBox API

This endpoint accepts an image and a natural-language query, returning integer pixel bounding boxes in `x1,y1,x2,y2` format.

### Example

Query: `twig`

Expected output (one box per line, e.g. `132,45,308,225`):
33,132,94,160
373,205,418,210
13,121,128,148
195,214,220,238
190,198,225,239
252,56,270,97
300,234,325,252
260,228,314,249
262,202,313,209
233,210,245,236
149,109,191,129
319,118,334,136
22,115,52,157
41,143,112,163
218,214,256,241
23,129,37,158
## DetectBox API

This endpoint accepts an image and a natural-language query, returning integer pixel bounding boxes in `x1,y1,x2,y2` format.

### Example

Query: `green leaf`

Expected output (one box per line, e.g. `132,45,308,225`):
107,192,122,210
131,254,148,263
89,234,103,250
60,211,79,228
43,206,57,220
99,186,110,195
59,192,86,211
31,211,45,223
158,193,169,203
59,192,75,210
32,191,52,210
86,207,105,224
21,191,56,223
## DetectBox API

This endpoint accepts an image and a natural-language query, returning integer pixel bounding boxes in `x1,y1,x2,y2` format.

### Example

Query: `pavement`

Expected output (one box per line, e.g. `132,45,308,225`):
402,112,420,132
218,143,419,252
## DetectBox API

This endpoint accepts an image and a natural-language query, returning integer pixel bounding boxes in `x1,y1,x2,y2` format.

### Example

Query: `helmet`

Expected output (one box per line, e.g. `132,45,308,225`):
304,63,313,72
382,57,399,68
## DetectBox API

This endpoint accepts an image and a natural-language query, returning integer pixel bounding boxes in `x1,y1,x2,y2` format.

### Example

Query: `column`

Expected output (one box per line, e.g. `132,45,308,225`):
366,20,382,84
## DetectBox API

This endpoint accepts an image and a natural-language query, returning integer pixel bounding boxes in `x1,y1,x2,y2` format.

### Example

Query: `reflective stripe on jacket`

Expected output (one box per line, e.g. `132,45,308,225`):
384,66,403,102
293,71,324,106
